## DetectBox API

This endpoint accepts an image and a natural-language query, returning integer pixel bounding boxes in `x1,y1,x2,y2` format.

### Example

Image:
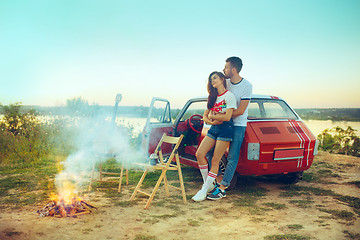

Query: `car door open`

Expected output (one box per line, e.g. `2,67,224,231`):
142,97,173,156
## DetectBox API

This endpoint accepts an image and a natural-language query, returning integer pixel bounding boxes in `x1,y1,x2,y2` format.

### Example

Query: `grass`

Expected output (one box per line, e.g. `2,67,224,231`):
143,218,160,224
143,210,185,225
250,217,265,222
312,161,335,169
316,169,341,178
334,195,360,215
233,197,258,207
231,178,270,215
0,155,59,209
279,183,360,215
302,159,347,183
115,200,137,207
289,197,314,208
343,230,360,240
318,208,355,221
263,202,287,210
349,181,360,189
301,172,319,182
4,230,22,237
134,234,157,240
232,177,268,206
187,219,200,226
287,224,304,230
279,185,335,197
264,234,310,240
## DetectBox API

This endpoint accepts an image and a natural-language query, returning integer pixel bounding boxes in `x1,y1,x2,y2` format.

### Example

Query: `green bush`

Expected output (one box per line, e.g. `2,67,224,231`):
317,126,359,157
0,102,141,166
0,103,72,165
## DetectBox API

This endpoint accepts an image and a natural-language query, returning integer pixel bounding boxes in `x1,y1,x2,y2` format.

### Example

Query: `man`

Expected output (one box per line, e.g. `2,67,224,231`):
207,56,253,200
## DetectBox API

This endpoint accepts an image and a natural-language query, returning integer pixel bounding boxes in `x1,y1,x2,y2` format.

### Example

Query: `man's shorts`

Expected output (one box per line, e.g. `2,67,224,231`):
206,120,234,142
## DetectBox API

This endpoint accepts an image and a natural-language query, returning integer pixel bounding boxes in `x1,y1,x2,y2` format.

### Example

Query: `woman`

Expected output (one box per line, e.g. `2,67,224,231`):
192,71,236,202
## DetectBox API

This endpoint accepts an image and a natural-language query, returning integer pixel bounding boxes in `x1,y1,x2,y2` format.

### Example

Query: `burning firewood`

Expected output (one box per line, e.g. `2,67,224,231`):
37,196,97,218
81,200,97,210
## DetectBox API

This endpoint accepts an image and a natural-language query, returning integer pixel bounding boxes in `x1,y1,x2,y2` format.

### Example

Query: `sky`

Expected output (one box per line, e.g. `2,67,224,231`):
0,0,359,109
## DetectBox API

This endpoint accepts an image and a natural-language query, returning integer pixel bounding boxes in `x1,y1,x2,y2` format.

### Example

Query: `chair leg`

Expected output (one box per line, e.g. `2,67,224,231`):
144,169,167,209
163,174,170,197
130,170,148,201
177,166,187,204
126,169,129,184
99,164,103,182
118,166,124,193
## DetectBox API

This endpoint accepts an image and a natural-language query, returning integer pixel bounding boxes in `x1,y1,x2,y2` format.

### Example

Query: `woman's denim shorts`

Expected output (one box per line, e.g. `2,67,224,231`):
206,119,234,142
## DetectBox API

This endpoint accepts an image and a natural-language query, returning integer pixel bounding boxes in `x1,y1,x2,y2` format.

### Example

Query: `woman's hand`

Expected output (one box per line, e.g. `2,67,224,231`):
208,110,214,120
209,109,233,122
206,111,222,125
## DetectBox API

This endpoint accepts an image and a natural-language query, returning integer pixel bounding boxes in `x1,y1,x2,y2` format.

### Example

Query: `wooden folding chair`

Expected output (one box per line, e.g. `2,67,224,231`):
89,154,128,193
130,133,186,209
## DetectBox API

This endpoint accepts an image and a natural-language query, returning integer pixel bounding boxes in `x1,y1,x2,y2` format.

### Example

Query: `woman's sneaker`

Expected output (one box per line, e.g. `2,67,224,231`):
191,189,207,202
207,188,226,200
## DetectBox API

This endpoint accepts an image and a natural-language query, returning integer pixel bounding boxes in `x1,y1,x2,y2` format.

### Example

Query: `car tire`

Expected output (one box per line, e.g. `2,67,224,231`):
219,155,238,191
281,171,303,184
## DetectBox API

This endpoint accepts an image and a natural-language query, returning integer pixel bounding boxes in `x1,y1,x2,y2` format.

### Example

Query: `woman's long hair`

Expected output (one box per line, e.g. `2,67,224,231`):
207,71,226,109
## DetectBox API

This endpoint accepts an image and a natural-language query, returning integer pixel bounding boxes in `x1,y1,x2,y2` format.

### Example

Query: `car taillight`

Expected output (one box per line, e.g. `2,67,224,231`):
313,140,319,155
248,143,260,160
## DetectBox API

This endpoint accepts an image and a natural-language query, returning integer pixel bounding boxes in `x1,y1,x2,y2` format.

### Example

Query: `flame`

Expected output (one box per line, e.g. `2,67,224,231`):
58,180,78,204
49,192,58,201
49,178,80,204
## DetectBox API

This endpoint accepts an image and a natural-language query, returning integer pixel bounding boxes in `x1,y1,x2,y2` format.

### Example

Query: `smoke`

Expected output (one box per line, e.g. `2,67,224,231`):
55,113,146,196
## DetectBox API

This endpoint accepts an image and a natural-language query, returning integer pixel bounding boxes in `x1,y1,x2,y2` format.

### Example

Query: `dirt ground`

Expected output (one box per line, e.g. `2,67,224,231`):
1,152,359,240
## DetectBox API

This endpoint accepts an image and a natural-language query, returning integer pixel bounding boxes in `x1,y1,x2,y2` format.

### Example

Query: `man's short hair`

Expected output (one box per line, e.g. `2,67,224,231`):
226,56,243,73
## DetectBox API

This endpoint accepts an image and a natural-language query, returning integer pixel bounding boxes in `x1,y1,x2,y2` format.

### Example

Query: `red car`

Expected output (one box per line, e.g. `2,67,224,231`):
142,95,319,189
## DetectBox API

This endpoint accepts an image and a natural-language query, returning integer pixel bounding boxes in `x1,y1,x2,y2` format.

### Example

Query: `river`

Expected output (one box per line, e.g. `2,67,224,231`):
302,120,360,137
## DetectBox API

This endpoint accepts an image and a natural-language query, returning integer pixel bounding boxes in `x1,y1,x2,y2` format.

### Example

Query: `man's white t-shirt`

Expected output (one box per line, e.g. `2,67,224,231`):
210,90,237,114
226,78,253,126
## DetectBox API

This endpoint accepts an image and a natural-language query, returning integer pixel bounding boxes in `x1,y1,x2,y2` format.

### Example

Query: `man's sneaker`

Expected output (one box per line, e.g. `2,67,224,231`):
191,189,207,202
207,182,219,195
207,188,226,200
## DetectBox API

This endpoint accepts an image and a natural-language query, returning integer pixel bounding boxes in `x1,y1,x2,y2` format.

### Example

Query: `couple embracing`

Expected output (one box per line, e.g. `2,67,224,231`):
192,56,253,201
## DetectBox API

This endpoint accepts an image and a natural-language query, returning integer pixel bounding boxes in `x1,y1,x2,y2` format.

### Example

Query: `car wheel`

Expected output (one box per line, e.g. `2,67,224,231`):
219,155,238,191
281,171,303,184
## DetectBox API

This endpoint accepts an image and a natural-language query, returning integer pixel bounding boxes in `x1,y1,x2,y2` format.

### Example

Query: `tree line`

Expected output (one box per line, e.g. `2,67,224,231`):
295,108,360,121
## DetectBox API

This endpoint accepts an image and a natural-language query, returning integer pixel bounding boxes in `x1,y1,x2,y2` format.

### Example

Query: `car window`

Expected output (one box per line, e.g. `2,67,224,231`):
248,102,262,118
248,99,298,120
180,101,207,121
150,100,171,123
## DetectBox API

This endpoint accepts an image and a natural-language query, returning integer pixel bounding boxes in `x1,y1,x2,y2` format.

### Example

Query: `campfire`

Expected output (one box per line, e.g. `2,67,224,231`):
38,194,97,218
38,177,97,218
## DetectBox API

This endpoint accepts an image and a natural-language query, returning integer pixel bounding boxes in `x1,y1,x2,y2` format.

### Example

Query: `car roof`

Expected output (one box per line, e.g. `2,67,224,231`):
192,94,284,101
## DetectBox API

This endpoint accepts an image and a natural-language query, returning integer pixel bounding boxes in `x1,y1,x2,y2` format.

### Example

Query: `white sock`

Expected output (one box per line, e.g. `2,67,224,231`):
202,171,216,192
199,164,208,183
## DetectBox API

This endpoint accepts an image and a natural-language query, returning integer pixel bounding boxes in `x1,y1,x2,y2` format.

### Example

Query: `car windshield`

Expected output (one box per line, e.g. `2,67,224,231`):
179,101,207,122
248,99,298,120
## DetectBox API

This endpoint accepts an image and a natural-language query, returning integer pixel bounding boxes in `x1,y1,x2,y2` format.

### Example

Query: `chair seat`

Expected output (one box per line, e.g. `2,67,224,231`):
135,162,179,170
